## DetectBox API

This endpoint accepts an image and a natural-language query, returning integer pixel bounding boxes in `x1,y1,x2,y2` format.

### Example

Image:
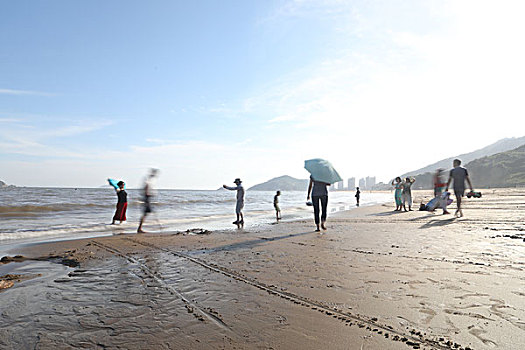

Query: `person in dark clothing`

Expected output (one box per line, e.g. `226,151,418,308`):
307,176,329,232
274,190,281,221
355,187,361,207
112,181,127,224
446,159,474,218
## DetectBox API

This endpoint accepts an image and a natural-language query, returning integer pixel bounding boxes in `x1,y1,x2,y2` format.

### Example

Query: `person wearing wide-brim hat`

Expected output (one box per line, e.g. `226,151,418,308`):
223,178,245,226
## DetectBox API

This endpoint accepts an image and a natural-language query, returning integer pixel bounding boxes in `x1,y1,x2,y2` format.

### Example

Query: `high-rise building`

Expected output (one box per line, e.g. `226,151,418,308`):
337,181,344,190
329,183,335,191
359,178,366,190
348,177,355,191
366,176,376,190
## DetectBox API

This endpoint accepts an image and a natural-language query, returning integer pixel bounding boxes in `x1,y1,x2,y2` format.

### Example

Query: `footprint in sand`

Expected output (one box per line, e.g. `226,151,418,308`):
469,328,497,347
418,307,436,324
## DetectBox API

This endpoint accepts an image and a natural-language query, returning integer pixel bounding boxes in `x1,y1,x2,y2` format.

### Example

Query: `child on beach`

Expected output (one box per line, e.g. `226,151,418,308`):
110,180,127,224
446,159,474,218
137,168,158,233
274,191,281,221
402,177,415,211
391,177,403,211
355,187,360,207
223,178,245,227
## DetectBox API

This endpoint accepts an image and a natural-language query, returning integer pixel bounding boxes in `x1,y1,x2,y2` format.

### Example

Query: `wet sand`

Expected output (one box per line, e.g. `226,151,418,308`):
1,189,524,349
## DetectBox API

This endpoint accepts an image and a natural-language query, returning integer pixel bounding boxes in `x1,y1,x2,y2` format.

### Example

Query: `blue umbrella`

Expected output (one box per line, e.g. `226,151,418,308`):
304,158,342,184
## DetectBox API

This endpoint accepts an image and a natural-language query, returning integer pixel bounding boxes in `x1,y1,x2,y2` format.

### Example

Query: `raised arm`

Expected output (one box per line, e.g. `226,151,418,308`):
307,178,313,200
223,185,237,191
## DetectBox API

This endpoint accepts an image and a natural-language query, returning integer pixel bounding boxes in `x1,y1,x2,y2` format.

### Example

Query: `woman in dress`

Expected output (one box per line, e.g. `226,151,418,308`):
111,181,127,224
391,177,403,211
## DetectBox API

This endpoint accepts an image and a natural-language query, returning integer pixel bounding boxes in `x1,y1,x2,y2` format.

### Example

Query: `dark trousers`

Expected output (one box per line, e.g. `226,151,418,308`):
312,195,328,225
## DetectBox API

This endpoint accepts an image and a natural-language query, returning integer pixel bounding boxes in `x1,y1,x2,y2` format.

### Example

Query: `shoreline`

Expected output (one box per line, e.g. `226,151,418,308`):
1,188,523,349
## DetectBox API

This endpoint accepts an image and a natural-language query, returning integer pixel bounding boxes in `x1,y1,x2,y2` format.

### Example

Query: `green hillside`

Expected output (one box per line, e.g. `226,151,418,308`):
409,144,525,189
465,144,525,188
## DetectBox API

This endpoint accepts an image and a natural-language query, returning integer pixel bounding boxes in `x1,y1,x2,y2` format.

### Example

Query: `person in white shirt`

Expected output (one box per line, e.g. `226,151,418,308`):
223,178,245,227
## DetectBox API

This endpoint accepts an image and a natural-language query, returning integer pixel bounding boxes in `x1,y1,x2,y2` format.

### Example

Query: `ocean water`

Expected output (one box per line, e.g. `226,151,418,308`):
0,187,391,244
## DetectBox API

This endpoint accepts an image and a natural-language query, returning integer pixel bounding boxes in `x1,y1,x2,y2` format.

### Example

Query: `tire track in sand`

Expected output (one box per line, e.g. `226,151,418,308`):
118,236,472,350
88,240,231,332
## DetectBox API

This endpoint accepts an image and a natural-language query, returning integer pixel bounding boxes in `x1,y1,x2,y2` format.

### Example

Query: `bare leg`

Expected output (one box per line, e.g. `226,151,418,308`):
137,215,146,233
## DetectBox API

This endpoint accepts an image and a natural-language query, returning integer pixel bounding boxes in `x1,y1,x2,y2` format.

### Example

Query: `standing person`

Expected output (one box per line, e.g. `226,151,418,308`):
433,169,450,215
391,177,403,211
223,178,245,226
111,181,127,224
355,187,361,207
446,159,474,218
137,168,158,233
307,176,329,232
402,177,416,211
274,190,281,221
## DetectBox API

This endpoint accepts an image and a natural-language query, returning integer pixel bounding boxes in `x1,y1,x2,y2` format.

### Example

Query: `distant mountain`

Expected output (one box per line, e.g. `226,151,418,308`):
402,136,525,177
409,144,525,189
248,175,308,191
465,144,525,188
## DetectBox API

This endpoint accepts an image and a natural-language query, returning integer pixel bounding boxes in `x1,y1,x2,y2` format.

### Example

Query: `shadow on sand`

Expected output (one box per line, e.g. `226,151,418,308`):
419,217,457,229
188,230,314,255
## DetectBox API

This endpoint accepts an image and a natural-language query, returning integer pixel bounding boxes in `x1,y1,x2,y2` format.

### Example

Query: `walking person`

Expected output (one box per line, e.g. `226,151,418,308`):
355,187,361,207
446,159,474,217
137,168,158,233
391,177,403,211
274,191,281,221
223,178,245,227
433,169,450,215
110,180,127,224
402,177,415,211
307,176,329,232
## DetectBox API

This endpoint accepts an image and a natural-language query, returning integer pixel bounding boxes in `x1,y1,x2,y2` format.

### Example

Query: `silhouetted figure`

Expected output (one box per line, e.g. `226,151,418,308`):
223,178,245,227
355,187,360,206
274,191,281,221
137,169,158,233
446,159,474,217
307,176,329,232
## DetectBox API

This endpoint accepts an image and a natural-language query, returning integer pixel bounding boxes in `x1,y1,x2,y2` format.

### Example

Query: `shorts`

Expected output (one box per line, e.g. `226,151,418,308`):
454,189,465,198
402,192,412,206
274,203,280,212
143,196,152,214
236,201,244,214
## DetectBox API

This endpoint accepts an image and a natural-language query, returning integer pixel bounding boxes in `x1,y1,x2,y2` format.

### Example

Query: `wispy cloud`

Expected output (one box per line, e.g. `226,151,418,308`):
0,88,56,97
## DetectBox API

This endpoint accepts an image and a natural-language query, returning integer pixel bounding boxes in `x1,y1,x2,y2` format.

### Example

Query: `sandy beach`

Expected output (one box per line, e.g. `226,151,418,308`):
1,189,524,349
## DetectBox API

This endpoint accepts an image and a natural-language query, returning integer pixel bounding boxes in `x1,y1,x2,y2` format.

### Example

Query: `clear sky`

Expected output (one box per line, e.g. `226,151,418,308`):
1,0,524,189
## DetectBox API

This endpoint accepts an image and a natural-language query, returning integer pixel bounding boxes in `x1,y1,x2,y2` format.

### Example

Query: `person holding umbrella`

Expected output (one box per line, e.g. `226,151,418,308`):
305,158,342,233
